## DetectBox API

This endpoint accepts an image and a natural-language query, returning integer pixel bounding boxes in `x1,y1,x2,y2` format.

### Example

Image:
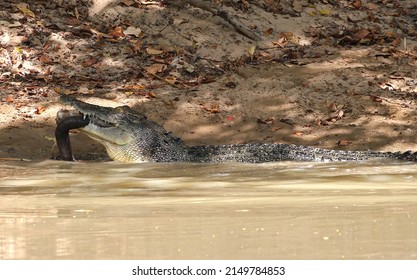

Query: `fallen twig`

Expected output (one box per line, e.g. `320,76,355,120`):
164,0,262,41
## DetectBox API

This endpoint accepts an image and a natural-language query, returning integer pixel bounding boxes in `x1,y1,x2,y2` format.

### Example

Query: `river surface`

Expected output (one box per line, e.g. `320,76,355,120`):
0,159,417,259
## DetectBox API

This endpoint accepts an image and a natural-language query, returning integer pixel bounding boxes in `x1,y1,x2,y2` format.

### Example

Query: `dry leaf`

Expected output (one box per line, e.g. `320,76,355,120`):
263,28,273,36
66,17,81,26
201,104,220,113
334,110,344,119
124,84,146,90
366,3,379,10
384,31,396,39
0,20,22,27
53,87,71,95
354,29,370,41
272,37,288,48
337,140,352,146
124,26,142,37
6,96,14,103
391,37,401,47
16,3,35,18
36,106,46,114
209,104,220,113
109,26,124,38
44,67,51,77
39,55,52,64
329,103,337,112
319,9,331,16
82,57,98,67
146,92,157,98
79,85,89,94
165,76,177,84
257,51,270,58
146,47,164,55
293,131,303,136
270,125,282,132
248,46,256,57
353,0,362,9
89,28,113,38
133,40,141,52
146,63,166,75
279,32,299,44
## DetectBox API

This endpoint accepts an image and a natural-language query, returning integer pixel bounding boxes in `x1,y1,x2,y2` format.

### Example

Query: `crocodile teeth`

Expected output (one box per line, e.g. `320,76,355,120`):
88,115,113,128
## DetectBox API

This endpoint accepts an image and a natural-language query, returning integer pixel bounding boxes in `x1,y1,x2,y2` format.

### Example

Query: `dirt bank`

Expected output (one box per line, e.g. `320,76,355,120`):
1,0,417,161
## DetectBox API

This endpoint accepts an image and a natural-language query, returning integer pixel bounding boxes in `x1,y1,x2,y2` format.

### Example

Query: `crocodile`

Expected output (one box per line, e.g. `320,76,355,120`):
56,95,417,163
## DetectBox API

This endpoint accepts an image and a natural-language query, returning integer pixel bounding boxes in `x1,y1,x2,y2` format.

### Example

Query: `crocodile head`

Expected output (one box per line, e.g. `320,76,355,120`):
57,95,189,163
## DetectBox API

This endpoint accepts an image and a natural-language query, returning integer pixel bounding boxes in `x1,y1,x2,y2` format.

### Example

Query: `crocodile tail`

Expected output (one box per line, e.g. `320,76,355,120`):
394,151,417,161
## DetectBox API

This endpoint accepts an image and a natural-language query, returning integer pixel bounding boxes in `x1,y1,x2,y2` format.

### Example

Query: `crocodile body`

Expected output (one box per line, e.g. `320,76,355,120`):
56,95,416,163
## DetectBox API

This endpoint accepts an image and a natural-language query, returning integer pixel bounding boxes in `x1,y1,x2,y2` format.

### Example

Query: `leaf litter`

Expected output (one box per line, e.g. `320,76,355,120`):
1,0,417,160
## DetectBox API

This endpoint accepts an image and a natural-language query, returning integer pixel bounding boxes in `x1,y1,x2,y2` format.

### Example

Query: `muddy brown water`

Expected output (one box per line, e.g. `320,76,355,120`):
0,160,417,260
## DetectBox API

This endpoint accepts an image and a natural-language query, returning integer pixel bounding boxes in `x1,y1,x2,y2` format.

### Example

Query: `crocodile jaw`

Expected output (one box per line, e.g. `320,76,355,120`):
58,96,190,163
78,122,146,163
79,122,133,146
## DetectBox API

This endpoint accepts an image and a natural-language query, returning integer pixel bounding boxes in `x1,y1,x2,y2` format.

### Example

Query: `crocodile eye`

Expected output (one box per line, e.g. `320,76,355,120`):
115,106,130,113
115,107,124,113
